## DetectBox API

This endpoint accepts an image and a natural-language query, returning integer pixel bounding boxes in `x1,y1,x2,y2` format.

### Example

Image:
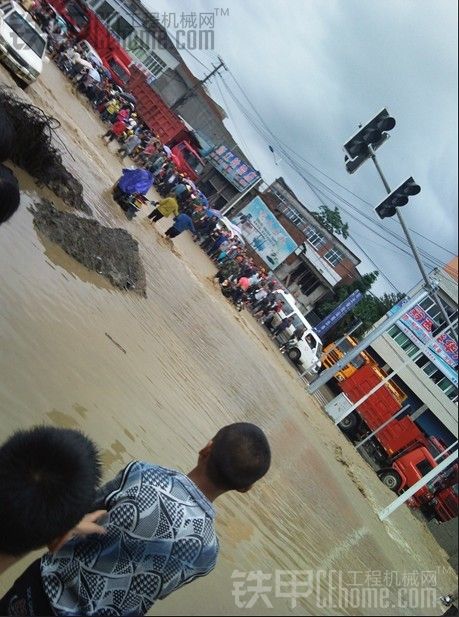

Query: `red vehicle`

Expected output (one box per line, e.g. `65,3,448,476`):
127,65,192,145
338,365,458,521
170,142,205,182
46,0,131,86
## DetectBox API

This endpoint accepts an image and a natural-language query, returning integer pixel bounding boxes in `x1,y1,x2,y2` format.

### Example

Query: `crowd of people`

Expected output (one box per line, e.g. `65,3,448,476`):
26,3,298,324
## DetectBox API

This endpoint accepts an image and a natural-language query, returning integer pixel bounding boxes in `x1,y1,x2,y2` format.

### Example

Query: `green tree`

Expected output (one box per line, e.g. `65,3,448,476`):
315,271,379,319
312,205,350,239
315,285,405,343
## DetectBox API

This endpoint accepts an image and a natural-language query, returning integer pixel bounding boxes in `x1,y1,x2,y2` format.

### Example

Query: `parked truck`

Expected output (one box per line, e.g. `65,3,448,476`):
337,365,457,521
322,335,407,403
127,65,204,178
46,0,131,86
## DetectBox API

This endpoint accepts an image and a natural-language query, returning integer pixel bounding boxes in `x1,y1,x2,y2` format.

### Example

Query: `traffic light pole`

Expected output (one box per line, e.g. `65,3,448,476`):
368,146,458,342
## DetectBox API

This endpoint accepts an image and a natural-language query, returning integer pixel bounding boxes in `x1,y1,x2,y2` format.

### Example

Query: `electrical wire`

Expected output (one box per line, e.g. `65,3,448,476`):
224,69,457,258
218,74,447,271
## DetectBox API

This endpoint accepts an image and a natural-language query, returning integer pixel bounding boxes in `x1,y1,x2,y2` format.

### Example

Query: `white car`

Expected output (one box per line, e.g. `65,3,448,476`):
0,0,47,86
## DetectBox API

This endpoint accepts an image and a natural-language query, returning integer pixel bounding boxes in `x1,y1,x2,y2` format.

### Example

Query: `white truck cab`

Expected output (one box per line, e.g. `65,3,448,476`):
0,0,47,85
269,289,323,374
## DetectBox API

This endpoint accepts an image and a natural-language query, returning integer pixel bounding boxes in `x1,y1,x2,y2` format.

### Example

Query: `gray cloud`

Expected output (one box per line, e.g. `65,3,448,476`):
146,0,458,293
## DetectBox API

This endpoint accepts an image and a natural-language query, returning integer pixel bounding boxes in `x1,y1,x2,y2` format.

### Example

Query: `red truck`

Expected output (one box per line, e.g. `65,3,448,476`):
338,365,458,521
127,65,204,180
46,0,132,86
170,141,205,183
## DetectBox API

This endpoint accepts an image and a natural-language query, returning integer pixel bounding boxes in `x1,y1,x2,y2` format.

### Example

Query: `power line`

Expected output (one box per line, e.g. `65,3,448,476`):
219,75,447,271
214,75,258,167
222,68,455,265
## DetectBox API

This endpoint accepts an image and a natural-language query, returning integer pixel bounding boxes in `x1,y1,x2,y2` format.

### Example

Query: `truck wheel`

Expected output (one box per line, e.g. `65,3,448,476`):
287,348,301,363
338,412,359,435
379,470,402,492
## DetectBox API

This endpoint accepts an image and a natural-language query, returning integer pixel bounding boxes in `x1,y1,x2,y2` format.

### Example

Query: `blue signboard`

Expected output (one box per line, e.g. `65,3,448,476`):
314,290,363,337
207,145,260,192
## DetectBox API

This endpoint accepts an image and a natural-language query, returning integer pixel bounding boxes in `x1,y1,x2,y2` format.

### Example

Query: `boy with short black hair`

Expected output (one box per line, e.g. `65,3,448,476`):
0,426,102,576
0,423,271,616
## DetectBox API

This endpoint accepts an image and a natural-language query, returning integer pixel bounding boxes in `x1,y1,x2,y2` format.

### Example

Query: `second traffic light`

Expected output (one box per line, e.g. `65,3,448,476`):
375,177,421,219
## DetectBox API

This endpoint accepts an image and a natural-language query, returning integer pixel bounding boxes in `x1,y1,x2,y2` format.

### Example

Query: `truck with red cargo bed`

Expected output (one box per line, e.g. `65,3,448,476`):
46,0,131,87
337,365,457,521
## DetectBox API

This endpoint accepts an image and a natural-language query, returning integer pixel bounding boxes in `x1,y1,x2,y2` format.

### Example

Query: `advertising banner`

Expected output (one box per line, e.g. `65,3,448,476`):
387,300,458,385
232,196,297,269
207,145,260,192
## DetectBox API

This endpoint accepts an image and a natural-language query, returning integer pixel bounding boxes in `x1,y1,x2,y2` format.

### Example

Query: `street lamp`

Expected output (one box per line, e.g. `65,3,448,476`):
343,110,457,341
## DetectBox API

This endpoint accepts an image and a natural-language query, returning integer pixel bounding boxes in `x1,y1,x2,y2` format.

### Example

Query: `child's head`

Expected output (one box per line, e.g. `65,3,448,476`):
202,423,271,492
0,426,102,556
0,164,20,225
0,107,20,225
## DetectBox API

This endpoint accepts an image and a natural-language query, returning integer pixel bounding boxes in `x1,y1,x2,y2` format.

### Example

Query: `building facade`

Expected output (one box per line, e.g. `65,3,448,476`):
84,0,179,78
263,178,361,313
370,262,458,440
82,0,259,209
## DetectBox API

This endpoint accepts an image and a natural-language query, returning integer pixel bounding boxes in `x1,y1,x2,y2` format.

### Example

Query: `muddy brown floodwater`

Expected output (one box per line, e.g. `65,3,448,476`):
0,64,456,616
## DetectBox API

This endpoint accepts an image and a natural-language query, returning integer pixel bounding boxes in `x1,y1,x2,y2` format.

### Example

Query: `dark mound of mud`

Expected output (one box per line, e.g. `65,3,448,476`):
32,200,146,296
0,88,91,215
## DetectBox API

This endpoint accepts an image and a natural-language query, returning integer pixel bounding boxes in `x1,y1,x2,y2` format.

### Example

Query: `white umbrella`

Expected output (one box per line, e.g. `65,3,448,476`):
77,58,92,70
162,145,172,157
87,52,103,67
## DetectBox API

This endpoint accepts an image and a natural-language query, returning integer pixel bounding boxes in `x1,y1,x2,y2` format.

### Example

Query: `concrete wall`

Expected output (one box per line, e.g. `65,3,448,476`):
153,69,238,148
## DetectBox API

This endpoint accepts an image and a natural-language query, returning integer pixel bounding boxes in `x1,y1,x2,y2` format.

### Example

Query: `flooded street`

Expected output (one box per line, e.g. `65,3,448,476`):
0,63,456,615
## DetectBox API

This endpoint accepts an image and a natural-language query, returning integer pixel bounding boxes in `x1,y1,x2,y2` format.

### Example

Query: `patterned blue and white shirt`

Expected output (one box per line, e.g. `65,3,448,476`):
40,462,219,616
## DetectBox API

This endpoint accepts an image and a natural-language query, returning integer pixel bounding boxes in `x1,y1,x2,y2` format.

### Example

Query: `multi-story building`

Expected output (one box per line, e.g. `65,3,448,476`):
370,259,458,441
263,178,361,313
84,0,180,79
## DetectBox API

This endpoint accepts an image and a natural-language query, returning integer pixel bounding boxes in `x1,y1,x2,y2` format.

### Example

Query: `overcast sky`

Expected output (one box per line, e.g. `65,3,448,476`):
145,0,458,295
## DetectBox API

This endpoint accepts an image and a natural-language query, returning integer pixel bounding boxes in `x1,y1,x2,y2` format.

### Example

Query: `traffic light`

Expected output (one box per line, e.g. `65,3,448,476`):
375,177,421,219
343,108,396,161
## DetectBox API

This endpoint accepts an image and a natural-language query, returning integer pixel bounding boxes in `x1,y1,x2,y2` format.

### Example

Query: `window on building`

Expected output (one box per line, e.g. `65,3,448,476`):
110,15,134,40
324,247,344,267
388,327,458,403
284,206,303,226
305,226,326,249
95,1,115,21
437,376,458,399
418,295,458,335
126,38,168,76
415,354,429,369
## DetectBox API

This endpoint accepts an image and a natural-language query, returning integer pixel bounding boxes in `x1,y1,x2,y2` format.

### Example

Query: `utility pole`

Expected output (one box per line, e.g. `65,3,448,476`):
171,57,227,111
